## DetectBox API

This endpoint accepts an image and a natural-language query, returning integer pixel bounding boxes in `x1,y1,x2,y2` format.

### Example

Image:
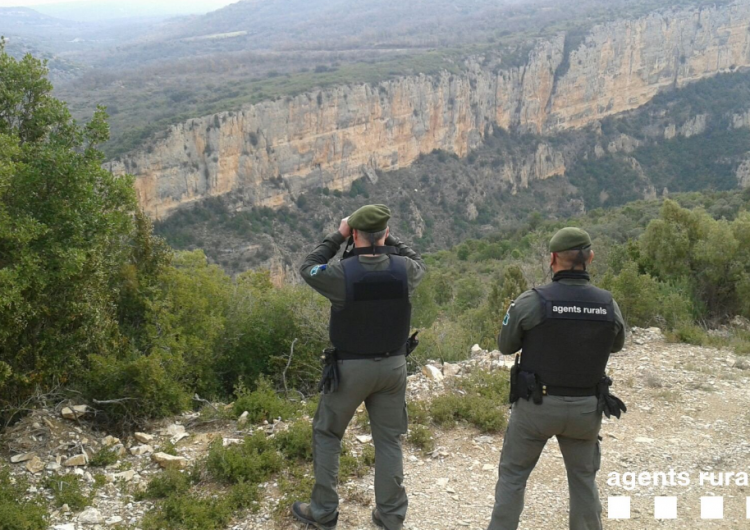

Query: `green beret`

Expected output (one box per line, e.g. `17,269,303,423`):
348,204,391,233
550,227,592,252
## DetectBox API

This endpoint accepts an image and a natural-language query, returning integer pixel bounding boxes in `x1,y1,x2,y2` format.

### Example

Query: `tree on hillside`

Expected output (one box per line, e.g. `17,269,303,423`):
0,41,156,424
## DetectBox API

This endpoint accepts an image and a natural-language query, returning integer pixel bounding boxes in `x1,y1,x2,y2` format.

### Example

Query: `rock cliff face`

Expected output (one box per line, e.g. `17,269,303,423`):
110,2,750,219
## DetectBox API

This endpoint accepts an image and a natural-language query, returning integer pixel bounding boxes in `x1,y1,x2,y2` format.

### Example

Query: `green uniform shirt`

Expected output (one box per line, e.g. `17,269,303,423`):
300,231,426,309
498,277,626,355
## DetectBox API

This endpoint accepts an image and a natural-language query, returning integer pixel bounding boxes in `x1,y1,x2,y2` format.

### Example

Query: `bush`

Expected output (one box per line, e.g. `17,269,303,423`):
136,469,194,501
44,474,91,511
408,424,435,453
232,377,300,424
0,467,48,530
89,446,119,467
206,432,284,485
274,420,313,461
430,370,510,433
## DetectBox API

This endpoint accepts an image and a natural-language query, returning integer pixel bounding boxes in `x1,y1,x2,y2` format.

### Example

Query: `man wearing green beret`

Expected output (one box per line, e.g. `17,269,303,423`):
487,227,626,530
292,204,426,530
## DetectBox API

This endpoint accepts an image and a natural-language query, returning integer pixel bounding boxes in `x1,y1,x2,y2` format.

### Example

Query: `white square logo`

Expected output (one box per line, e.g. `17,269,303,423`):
701,497,724,520
608,496,631,519
654,497,677,519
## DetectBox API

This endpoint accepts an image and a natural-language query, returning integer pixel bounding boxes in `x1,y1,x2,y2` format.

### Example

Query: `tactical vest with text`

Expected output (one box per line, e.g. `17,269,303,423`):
521,280,616,388
329,256,411,355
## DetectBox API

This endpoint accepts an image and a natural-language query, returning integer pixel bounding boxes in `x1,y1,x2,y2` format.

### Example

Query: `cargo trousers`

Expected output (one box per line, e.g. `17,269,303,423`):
310,354,409,529
488,395,603,530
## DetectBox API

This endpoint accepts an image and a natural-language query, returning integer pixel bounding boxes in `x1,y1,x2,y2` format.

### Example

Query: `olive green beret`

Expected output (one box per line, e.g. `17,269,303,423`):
550,227,592,252
348,204,391,233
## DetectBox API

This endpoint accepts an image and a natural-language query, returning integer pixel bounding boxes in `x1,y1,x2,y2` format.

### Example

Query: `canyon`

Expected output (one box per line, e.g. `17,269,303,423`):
109,1,750,219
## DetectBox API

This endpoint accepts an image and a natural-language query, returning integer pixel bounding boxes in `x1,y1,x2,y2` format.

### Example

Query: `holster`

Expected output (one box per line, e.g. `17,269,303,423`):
516,369,543,404
596,375,627,419
317,348,340,394
405,331,420,358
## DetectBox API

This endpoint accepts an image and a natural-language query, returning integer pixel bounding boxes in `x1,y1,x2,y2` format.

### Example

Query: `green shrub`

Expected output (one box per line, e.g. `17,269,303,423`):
232,377,300,424
136,469,194,501
273,467,315,522
407,400,430,426
206,432,284,485
0,467,48,530
274,420,313,462
141,489,249,530
338,442,374,480
89,446,120,467
44,474,91,511
408,424,435,453
430,370,509,433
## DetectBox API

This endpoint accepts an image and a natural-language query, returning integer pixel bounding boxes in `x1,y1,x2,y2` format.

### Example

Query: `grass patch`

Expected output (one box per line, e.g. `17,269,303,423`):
407,400,430,426
136,468,196,501
158,441,179,456
0,467,48,530
273,466,316,523
339,442,375,481
44,474,92,511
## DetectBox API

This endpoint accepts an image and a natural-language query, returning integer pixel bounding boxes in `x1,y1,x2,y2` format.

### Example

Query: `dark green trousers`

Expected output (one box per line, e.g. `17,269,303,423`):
488,396,603,530
310,355,409,529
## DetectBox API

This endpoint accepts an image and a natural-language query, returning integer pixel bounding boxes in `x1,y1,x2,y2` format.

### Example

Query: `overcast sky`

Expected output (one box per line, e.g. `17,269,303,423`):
0,0,236,8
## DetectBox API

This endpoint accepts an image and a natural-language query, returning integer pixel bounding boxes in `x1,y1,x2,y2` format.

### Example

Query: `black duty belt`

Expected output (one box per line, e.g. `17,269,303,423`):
542,384,597,397
335,346,406,360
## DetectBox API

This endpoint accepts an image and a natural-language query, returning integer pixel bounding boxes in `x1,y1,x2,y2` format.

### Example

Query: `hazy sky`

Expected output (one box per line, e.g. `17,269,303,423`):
0,0,237,7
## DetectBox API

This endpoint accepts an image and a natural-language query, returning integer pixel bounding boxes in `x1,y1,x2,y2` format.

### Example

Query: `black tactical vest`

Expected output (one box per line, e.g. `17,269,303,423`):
521,280,616,388
329,255,411,355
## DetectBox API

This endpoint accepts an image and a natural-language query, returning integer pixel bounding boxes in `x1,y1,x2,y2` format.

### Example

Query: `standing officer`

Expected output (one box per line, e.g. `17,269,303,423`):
487,227,626,530
292,204,426,530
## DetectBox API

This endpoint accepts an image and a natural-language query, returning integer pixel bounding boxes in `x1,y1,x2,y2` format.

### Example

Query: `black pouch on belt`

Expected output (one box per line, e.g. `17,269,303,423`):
317,348,340,394
509,355,521,403
517,370,540,403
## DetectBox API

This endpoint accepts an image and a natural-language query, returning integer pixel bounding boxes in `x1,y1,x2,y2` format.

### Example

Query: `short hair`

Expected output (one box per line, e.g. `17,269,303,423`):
555,248,592,269
360,228,387,245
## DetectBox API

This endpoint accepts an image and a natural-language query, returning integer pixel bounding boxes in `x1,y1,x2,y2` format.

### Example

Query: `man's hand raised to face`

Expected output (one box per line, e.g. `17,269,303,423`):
338,217,352,239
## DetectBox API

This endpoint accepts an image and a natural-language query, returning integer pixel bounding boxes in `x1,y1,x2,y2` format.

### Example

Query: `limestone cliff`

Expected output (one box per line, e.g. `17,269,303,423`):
110,2,750,219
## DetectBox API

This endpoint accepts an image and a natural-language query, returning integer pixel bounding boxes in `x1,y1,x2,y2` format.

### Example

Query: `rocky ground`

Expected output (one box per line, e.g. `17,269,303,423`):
3,327,750,530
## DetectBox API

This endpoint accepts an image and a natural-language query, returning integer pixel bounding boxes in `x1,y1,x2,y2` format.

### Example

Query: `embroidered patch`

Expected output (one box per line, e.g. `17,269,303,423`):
310,264,327,276
503,312,510,326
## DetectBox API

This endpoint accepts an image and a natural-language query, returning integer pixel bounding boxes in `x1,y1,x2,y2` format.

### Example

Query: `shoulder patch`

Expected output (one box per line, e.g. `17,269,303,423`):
310,264,327,277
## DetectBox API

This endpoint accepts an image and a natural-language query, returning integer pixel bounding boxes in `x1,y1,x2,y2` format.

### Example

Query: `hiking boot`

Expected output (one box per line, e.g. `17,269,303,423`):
291,502,338,529
371,508,386,529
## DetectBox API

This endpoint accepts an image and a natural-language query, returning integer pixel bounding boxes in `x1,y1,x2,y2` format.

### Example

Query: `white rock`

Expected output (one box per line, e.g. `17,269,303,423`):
482,463,495,471
63,454,89,467
223,438,242,447
61,405,89,420
355,435,373,444
237,411,250,428
134,432,154,444
112,470,135,482
129,444,154,456
53,524,76,530
106,515,124,526
102,435,121,447
10,452,35,464
422,364,444,382
436,478,450,487
442,363,462,379
25,456,45,474
78,507,104,524
634,437,654,444
46,461,62,472
166,424,188,443
471,344,483,354
112,444,127,457
152,452,188,469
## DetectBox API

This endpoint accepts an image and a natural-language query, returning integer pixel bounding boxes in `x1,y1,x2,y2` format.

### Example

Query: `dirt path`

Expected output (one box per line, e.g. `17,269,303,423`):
309,329,750,530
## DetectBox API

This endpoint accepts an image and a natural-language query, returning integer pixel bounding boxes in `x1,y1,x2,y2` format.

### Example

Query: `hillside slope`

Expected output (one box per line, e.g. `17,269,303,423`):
110,1,750,220
4,328,749,528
